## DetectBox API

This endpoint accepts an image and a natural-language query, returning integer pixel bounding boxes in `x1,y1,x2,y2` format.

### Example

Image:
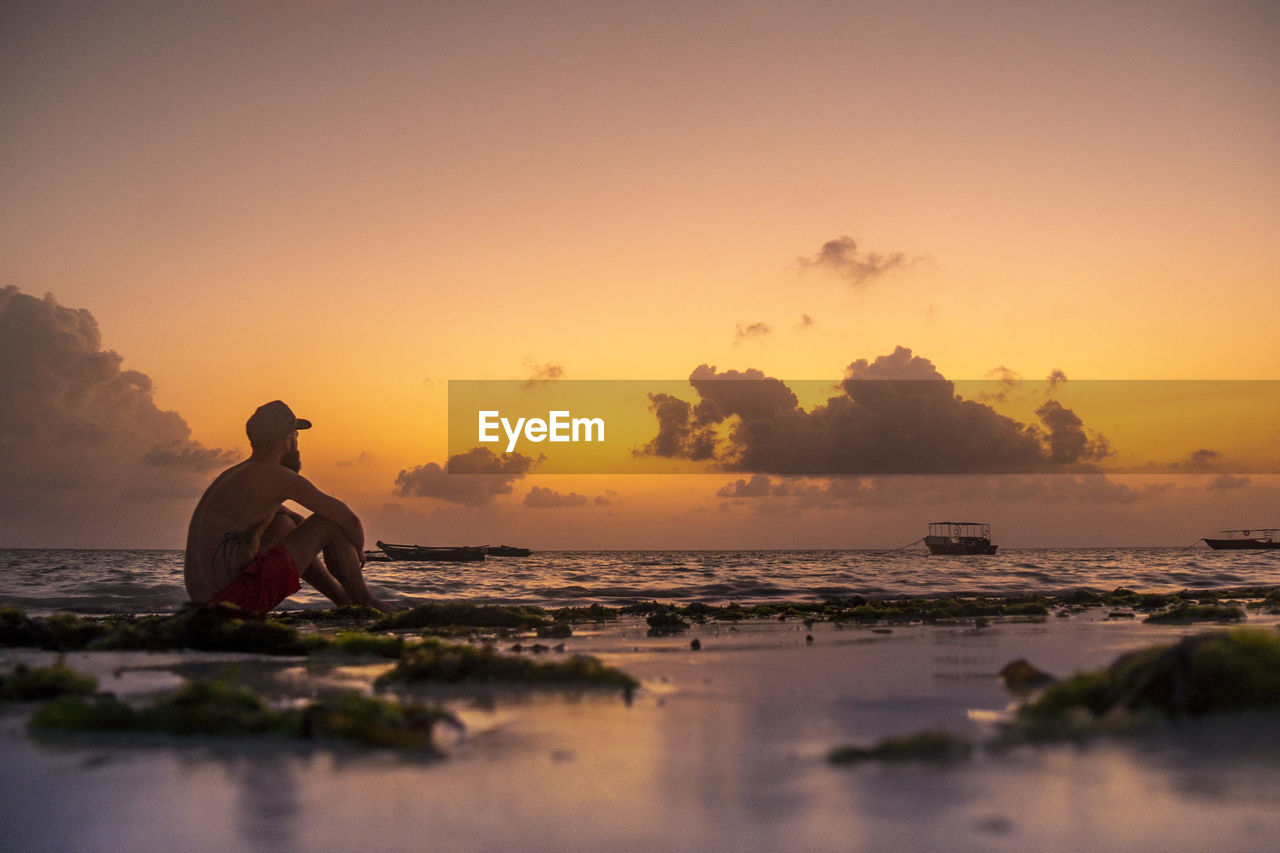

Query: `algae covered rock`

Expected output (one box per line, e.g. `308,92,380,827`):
0,607,107,651
93,604,307,655
1015,629,1280,737
375,638,637,692
372,602,547,632
306,630,406,658
1144,604,1246,625
999,658,1057,689
31,677,458,753
298,691,458,751
0,659,97,701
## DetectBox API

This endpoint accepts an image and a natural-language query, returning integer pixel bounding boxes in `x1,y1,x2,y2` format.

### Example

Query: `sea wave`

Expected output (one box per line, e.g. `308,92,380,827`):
0,547,1277,615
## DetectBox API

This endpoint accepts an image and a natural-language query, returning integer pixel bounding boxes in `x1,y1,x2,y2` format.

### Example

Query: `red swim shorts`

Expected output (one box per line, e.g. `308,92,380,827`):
209,543,301,613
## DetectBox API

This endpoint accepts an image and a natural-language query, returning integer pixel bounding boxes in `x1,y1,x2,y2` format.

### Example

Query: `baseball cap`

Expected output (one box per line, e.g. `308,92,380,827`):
246,400,312,443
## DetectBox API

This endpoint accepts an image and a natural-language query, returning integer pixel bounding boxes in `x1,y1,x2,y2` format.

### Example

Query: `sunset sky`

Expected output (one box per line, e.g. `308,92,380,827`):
2,1,1277,548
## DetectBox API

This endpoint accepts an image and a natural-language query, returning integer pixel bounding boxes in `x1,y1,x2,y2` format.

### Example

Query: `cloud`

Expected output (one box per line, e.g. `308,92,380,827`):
1177,448,1222,470
733,321,772,345
521,361,565,389
336,451,374,467
798,235,921,288
1035,399,1112,464
0,287,238,543
393,447,535,506
796,314,815,331
642,346,1112,475
980,365,1022,403
716,472,1145,508
1207,474,1250,490
523,486,591,508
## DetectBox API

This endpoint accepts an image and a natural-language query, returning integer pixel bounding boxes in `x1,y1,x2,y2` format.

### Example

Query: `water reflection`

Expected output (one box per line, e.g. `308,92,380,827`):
231,754,301,851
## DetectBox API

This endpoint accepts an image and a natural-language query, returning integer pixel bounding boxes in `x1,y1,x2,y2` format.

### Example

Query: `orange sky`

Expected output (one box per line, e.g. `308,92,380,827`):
1,1,1278,547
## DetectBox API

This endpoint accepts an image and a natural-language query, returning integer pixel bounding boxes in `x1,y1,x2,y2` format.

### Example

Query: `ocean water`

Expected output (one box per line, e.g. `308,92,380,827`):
1,547,1278,616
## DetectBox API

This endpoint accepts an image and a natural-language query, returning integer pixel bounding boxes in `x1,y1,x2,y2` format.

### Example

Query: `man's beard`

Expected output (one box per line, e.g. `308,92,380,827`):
282,449,302,473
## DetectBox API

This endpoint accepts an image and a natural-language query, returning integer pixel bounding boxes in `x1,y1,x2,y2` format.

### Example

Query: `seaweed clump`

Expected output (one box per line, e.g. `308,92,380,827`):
0,607,107,650
0,605,307,655
375,638,637,692
1145,604,1246,625
1011,629,1280,740
829,729,973,764
31,678,456,753
550,604,618,623
305,630,406,658
93,605,307,655
0,659,98,701
372,602,547,633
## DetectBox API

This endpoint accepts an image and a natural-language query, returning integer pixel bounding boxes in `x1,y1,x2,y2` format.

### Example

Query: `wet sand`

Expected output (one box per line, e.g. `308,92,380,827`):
4,609,1280,851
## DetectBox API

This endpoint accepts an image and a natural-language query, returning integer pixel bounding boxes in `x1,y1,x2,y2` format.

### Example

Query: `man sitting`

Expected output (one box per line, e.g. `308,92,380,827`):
183,400,391,612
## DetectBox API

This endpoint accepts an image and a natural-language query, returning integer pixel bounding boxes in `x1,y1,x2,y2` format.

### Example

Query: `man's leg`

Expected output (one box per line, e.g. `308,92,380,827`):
282,515,391,611
261,510,352,606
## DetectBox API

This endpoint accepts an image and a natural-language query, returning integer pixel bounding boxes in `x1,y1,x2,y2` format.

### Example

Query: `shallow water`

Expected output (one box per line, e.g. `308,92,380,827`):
5,614,1280,852
1,547,1277,615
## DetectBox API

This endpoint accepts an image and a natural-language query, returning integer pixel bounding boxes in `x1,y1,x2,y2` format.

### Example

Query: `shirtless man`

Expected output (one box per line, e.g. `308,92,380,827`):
184,400,391,612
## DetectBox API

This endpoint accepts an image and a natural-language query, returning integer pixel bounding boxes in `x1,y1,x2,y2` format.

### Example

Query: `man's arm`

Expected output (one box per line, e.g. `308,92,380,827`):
278,470,365,557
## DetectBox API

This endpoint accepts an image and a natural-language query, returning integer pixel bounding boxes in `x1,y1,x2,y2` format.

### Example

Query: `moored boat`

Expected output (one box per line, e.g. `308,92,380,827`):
924,521,998,555
376,541,487,562
485,545,532,557
1203,529,1280,550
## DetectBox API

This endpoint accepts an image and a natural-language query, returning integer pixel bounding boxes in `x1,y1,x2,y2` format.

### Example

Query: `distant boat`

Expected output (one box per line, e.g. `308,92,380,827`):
485,545,532,557
924,521,998,555
1203,529,1280,550
376,541,487,562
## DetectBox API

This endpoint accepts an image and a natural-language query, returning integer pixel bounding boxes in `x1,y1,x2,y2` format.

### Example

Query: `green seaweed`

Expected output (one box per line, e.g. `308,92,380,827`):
297,691,457,750
1013,629,1280,741
0,658,97,701
0,607,107,650
31,678,457,753
618,601,666,616
372,602,547,632
273,606,385,625
550,604,618,623
829,729,972,763
307,630,406,658
375,638,637,691
91,605,307,655
645,609,690,632
1145,604,1247,624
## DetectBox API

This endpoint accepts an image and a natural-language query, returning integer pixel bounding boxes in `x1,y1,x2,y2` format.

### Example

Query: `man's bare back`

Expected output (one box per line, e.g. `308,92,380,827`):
183,401,390,612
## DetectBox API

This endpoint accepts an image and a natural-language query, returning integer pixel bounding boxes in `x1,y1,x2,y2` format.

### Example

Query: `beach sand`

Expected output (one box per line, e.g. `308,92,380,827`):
4,608,1280,852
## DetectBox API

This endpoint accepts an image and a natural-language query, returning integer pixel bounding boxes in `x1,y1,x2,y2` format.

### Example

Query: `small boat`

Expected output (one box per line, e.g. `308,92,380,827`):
924,521,998,555
376,541,487,562
1203,529,1280,550
484,545,531,557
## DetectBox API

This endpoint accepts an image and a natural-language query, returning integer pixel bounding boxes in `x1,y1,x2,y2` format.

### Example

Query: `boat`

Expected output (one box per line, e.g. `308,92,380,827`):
1203,529,1280,550
924,521,998,555
376,541,487,562
484,545,531,557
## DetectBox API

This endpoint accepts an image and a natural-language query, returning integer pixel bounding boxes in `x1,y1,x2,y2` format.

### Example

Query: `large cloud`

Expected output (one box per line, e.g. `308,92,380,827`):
643,346,1112,475
393,447,535,506
0,287,238,545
